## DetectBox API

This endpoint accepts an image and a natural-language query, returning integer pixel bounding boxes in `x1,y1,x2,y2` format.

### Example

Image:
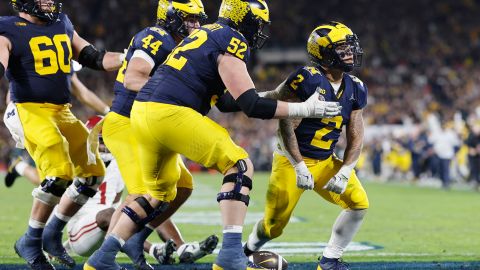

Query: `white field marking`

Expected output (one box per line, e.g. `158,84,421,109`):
172,211,302,225
212,242,381,254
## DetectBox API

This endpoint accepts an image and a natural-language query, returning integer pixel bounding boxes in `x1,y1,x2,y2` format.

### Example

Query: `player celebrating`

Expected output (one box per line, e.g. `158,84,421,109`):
243,22,369,270
0,1,123,269
99,0,209,269
85,0,343,269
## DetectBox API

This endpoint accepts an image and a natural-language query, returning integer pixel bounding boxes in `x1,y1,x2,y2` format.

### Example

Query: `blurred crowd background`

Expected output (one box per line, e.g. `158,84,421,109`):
1,0,480,189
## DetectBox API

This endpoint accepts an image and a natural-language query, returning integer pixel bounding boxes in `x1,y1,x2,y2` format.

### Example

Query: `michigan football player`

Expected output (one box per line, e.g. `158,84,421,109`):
85,1,214,270
84,0,343,269
244,22,369,270
0,1,124,269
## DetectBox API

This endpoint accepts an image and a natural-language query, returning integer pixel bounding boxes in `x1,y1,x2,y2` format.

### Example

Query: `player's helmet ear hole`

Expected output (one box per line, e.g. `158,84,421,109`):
11,0,63,23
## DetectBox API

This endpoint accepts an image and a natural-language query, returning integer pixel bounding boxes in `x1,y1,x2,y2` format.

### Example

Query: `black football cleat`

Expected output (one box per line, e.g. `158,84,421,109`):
5,157,21,187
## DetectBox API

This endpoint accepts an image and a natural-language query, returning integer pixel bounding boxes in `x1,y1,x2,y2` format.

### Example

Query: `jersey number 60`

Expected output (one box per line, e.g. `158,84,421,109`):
29,34,72,76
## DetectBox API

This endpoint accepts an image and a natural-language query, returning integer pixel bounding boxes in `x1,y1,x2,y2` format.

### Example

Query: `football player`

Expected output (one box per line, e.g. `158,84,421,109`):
85,1,343,270
3,60,110,188
98,0,211,269
0,1,123,269
243,22,369,270
65,116,217,265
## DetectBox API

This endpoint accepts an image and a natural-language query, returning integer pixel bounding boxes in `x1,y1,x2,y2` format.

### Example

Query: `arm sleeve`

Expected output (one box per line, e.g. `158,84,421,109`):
284,67,318,101
352,78,368,110
216,91,241,112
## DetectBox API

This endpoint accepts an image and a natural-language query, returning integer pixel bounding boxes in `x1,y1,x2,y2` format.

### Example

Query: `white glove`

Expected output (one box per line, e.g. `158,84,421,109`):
288,92,342,118
294,161,314,190
323,166,352,194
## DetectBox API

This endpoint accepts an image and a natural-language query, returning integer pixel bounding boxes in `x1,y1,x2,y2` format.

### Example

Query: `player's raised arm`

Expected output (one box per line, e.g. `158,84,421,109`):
0,36,12,81
71,31,123,71
218,53,342,119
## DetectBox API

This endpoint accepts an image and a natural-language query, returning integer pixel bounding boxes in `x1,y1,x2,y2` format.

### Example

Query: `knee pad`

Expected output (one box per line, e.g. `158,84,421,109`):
217,160,252,206
32,177,69,206
121,197,169,229
65,176,103,205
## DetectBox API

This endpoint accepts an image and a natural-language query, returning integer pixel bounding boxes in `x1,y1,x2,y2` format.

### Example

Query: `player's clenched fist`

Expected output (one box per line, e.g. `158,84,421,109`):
294,161,314,190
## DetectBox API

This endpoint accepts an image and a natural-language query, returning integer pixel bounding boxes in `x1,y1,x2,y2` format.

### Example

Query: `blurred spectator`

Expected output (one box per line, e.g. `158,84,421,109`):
428,123,461,188
465,123,480,189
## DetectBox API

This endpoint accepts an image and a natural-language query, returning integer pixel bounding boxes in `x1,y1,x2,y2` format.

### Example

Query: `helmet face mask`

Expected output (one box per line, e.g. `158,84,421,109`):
219,0,270,50
308,22,363,72
158,0,207,38
11,0,62,23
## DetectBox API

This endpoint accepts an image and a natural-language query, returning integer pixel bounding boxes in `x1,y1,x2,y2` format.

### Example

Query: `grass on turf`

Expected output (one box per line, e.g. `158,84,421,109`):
0,172,479,264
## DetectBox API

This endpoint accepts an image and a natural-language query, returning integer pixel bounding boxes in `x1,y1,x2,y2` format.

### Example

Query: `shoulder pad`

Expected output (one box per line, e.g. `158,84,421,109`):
147,26,169,37
302,66,322,76
349,74,365,87
202,23,224,32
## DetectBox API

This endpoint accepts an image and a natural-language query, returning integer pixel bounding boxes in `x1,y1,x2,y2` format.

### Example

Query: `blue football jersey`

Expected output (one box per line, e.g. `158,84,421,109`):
285,66,368,160
0,14,75,104
111,26,176,117
136,22,251,115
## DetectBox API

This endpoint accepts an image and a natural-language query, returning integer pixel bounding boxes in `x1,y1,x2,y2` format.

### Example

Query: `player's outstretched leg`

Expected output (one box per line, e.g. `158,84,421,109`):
178,234,219,263
42,210,75,268
121,226,154,270
85,196,167,270
212,160,265,270
4,156,21,187
44,177,102,268
14,228,55,270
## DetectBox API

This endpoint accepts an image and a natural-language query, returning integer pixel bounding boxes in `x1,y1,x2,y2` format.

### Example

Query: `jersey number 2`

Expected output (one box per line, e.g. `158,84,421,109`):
29,34,72,76
311,116,343,150
164,29,208,71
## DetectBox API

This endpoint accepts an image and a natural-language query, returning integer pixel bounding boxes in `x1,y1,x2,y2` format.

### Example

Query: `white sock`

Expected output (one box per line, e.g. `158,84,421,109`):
15,161,29,176
29,219,46,229
323,209,367,259
223,225,243,234
55,209,72,222
246,219,270,251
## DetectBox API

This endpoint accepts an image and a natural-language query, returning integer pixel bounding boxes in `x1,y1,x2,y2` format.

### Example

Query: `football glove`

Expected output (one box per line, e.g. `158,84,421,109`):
294,161,314,190
288,92,342,118
323,166,352,194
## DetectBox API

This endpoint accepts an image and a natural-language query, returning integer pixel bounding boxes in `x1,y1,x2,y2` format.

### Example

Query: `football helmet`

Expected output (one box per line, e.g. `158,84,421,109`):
218,0,270,49
10,0,62,22
307,22,363,72
157,0,207,37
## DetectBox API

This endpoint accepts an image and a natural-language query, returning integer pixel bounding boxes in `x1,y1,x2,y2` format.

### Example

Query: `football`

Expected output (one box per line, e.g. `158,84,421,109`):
248,251,288,270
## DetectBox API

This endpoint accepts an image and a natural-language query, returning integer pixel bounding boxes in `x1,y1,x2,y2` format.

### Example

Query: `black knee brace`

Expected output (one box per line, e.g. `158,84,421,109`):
122,197,169,229
217,160,252,206
32,178,70,206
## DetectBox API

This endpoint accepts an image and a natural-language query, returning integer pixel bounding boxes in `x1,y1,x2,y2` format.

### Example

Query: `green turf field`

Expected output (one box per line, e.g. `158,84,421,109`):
1,172,479,265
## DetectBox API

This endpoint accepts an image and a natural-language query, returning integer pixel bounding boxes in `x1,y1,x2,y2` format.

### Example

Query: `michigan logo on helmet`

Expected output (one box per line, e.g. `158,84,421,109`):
10,0,62,22
218,0,270,49
307,21,363,72
157,0,207,37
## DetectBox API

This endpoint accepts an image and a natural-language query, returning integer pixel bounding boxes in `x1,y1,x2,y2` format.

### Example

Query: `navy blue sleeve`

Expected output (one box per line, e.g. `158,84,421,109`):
350,75,368,110
214,26,250,63
285,66,323,101
131,27,175,67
